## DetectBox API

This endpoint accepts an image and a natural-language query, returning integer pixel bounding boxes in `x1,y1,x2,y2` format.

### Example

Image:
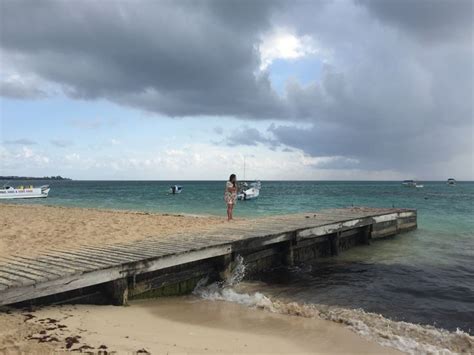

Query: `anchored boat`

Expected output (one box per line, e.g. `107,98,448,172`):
169,185,183,194
402,180,417,187
402,180,423,188
447,178,456,186
237,181,261,201
0,184,50,199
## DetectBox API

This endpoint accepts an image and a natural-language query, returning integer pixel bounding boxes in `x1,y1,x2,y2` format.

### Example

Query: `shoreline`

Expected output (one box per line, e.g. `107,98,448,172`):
1,203,472,353
0,297,402,354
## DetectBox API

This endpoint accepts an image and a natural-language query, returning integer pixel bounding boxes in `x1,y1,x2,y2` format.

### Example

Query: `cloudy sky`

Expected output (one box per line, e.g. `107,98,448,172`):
1,0,472,180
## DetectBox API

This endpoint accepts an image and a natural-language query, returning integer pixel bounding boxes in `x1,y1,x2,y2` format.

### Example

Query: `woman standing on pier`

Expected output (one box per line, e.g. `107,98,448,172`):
225,174,238,221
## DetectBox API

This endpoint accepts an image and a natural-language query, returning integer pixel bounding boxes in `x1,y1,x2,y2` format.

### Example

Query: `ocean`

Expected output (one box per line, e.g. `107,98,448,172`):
2,180,473,350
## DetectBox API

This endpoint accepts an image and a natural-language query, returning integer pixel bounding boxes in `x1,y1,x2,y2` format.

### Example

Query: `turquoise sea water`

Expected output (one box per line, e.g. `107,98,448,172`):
2,180,473,333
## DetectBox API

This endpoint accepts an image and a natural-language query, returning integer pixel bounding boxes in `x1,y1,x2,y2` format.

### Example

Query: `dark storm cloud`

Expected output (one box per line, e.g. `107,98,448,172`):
357,0,473,42
268,0,473,174
0,0,472,177
0,0,285,118
224,127,276,147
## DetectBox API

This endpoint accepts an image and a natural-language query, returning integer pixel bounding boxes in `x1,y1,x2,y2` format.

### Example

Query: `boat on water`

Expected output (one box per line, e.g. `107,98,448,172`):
447,178,456,186
237,181,261,201
0,184,50,199
402,180,424,188
402,180,417,187
169,185,183,194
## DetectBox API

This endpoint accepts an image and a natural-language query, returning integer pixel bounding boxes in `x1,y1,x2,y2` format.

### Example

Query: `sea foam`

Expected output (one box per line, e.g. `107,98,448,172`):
193,256,474,354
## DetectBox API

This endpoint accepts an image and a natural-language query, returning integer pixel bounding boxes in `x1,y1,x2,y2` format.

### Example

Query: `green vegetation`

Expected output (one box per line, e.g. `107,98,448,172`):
0,175,71,180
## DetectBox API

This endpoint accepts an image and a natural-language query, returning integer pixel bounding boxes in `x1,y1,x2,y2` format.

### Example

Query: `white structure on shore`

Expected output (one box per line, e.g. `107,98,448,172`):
0,184,50,199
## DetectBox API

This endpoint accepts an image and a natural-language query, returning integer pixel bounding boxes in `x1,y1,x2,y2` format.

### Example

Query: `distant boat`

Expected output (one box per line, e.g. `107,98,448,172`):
169,185,182,194
402,180,423,188
0,184,50,199
237,181,261,201
447,178,456,186
402,180,417,187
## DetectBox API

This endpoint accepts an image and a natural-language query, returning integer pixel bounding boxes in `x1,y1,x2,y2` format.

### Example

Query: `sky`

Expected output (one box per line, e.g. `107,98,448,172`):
0,0,473,180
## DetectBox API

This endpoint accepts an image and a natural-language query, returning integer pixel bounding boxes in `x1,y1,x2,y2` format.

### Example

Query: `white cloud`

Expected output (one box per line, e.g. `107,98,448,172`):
259,28,326,70
0,145,50,172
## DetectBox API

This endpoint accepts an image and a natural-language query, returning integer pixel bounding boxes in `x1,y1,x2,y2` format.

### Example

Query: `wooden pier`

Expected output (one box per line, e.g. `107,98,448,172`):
0,207,417,306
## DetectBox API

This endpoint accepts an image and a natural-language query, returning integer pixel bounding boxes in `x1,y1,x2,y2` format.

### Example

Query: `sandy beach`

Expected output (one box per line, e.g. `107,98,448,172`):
0,297,401,354
0,204,230,259
0,203,404,354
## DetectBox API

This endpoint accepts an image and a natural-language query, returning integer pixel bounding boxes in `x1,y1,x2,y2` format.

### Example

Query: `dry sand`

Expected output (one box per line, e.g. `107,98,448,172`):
0,297,401,354
0,204,402,354
0,204,230,259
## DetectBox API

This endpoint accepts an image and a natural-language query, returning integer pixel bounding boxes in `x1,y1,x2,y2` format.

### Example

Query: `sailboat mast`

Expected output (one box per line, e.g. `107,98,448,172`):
243,157,246,181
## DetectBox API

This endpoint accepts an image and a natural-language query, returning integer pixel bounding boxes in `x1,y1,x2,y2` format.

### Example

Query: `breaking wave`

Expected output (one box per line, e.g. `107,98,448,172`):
193,256,474,354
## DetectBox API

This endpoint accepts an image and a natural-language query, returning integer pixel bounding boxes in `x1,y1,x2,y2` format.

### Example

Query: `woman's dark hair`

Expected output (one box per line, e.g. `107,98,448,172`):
229,174,236,187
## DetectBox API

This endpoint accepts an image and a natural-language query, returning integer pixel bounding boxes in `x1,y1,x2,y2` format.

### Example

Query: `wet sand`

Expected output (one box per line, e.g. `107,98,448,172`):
0,204,230,258
0,297,401,354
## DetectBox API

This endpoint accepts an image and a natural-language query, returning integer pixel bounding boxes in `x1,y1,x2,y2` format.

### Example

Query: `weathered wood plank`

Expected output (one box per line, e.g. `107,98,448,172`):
0,244,232,305
40,252,113,269
0,271,37,287
52,249,128,264
0,207,416,306
79,246,142,263
90,245,160,259
28,256,91,272
0,257,66,276
45,250,122,267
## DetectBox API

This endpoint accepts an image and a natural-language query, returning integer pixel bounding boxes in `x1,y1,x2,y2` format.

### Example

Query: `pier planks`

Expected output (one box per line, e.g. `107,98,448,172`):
0,207,416,306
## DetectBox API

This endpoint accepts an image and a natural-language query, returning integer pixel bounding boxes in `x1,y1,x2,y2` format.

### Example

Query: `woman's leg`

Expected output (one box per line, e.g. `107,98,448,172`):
229,204,234,220
227,204,232,221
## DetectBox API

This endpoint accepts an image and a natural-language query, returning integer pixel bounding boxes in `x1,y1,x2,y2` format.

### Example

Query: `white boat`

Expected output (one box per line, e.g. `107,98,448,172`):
0,184,50,199
402,180,417,187
415,184,424,188
169,185,182,194
447,178,456,186
237,181,261,201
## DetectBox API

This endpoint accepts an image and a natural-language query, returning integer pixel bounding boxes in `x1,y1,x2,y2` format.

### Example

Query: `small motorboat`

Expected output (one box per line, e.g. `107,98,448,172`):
415,184,424,188
402,180,417,187
447,178,456,186
0,184,50,199
169,185,183,194
237,181,261,201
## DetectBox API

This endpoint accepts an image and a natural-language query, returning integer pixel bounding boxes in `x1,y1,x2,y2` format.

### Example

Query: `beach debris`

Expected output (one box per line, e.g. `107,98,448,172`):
65,336,81,349
73,344,95,353
27,333,59,343
38,317,59,324
136,348,150,354
23,313,36,322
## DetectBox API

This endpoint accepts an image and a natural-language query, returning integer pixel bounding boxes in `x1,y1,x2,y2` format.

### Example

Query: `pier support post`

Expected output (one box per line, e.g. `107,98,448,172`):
283,240,296,266
218,253,234,281
361,225,372,245
103,278,129,306
330,233,340,256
